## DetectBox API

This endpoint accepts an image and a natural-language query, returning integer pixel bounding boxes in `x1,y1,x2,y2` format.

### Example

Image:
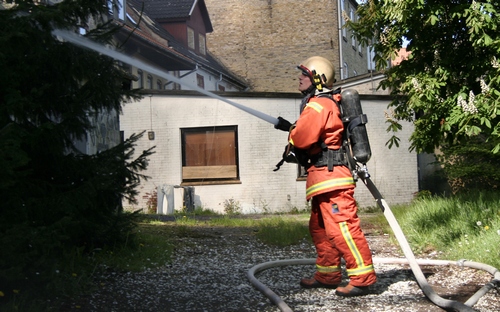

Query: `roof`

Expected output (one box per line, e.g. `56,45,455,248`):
122,0,246,89
131,0,213,32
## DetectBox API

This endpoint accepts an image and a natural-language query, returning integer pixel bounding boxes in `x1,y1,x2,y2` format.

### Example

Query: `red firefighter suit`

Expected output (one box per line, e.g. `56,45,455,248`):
289,93,377,287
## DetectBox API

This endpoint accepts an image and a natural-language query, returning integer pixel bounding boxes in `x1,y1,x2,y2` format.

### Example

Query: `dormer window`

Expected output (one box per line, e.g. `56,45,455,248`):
187,27,195,50
199,34,206,55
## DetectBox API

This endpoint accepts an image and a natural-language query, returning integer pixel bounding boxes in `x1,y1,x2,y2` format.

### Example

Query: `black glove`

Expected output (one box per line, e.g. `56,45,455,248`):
274,116,292,132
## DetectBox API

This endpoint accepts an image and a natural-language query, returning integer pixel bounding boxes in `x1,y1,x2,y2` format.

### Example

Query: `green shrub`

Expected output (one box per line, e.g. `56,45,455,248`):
437,137,500,193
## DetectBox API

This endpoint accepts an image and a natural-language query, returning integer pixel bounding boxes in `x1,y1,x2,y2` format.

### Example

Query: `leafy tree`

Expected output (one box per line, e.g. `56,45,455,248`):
348,0,500,154
0,0,153,297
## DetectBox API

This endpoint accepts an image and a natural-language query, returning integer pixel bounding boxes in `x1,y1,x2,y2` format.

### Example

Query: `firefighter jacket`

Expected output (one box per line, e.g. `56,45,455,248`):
289,94,355,201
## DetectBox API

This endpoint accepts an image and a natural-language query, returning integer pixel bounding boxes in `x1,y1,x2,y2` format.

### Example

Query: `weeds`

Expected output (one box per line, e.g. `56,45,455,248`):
144,189,158,214
223,198,241,215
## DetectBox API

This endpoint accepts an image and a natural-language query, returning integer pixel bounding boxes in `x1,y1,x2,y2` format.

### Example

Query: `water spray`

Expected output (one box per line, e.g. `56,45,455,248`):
52,29,279,126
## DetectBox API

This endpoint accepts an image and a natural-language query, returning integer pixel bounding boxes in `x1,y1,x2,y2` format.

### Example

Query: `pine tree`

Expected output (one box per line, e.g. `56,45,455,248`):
0,0,154,292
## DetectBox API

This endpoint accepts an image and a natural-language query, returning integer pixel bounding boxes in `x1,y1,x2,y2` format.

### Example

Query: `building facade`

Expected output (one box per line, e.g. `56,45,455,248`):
110,0,420,214
120,87,418,213
204,0,370,92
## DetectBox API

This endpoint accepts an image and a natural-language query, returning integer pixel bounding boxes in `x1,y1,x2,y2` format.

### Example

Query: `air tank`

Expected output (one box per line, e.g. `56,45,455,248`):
341,89,372,164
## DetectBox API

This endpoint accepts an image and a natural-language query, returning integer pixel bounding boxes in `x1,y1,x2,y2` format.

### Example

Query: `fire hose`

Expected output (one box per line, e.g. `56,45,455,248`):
247,166,500,312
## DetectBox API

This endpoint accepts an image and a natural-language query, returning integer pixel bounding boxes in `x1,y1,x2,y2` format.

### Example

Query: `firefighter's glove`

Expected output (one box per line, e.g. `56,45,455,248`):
275,117,292,132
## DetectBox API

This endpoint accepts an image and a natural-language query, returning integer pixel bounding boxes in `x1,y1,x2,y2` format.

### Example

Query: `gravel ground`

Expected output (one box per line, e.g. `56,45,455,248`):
59,219,499,312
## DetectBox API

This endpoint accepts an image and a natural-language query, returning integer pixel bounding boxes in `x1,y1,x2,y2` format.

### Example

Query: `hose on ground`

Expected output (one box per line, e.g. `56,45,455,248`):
247,168,499,312
248,257,500,312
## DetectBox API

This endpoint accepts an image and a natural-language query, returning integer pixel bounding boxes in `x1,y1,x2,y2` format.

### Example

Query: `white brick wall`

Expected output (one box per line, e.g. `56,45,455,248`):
120,91,417,214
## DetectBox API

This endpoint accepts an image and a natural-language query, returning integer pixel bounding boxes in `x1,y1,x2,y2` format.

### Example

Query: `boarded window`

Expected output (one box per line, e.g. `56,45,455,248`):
182,126,239,182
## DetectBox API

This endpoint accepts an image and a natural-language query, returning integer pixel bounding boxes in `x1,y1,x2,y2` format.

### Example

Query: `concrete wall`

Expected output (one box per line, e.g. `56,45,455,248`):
120,90,417,213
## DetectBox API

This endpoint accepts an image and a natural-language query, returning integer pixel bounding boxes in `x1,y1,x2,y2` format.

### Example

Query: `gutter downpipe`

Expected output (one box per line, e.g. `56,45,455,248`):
337,0,344,80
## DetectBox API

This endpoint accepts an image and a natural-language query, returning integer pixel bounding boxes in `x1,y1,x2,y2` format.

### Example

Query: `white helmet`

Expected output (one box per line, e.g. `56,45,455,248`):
297,56,336,89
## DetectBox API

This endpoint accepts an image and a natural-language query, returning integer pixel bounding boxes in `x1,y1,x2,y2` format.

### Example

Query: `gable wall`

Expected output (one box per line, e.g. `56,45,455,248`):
204,0,341,92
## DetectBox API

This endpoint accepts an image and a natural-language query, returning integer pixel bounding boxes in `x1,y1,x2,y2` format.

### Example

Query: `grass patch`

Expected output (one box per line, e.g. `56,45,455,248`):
4,195,500,311
255,217,310,246
370,191,500,269
91,224,177,272
0,223,178,312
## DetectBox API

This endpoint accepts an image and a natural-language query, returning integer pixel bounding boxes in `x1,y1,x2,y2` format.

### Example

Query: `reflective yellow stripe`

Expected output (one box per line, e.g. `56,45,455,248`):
306,177,355,197
339,221,375,276
346,264,375,276
340,221,364,266
316,264,341,274
306,101,323,113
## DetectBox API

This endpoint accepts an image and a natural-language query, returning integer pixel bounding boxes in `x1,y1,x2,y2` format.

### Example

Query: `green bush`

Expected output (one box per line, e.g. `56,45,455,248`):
437,137,500,193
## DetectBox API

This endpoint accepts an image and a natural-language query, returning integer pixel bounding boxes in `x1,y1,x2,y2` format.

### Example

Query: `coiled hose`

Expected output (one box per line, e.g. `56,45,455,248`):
247,169,500,312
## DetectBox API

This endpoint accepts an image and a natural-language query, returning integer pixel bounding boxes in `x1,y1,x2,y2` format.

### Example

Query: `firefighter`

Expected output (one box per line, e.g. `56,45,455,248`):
274,56,376,296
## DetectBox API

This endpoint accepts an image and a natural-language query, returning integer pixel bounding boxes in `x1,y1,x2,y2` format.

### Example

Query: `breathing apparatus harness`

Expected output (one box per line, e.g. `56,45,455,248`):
274,87,348,172
274,85,371,182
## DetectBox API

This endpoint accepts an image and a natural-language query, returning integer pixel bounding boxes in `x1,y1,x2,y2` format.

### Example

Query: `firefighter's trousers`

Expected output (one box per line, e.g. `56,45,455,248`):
309,189,377,287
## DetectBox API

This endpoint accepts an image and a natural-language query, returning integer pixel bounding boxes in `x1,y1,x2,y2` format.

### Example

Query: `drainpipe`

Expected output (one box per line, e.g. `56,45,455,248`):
337,0,344,80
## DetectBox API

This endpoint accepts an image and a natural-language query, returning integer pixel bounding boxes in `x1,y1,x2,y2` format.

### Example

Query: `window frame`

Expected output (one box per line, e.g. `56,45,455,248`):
199,34,206,55
181,126,240,185
187,27,195,50
196,73,205,89
147,74,153,89
137,69,144,88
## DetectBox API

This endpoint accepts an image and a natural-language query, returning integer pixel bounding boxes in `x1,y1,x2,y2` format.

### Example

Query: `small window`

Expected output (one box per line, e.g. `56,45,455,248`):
350,8,355,47
108,0,125,20
157,79,162,90
196,74,205,89
218,85,225,91
137,70,144,88
147,75,153,89
343,62,349,79
187,27,195,50
341,0,347,38
199,34,206,55
181,126,239,183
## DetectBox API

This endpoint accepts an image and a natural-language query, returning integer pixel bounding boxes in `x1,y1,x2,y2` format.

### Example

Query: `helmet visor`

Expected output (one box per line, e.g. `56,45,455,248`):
297,65,313,78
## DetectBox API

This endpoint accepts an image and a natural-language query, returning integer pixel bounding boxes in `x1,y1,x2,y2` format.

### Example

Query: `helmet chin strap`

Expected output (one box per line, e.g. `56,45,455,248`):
301,69,329,96
301,84,316,96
